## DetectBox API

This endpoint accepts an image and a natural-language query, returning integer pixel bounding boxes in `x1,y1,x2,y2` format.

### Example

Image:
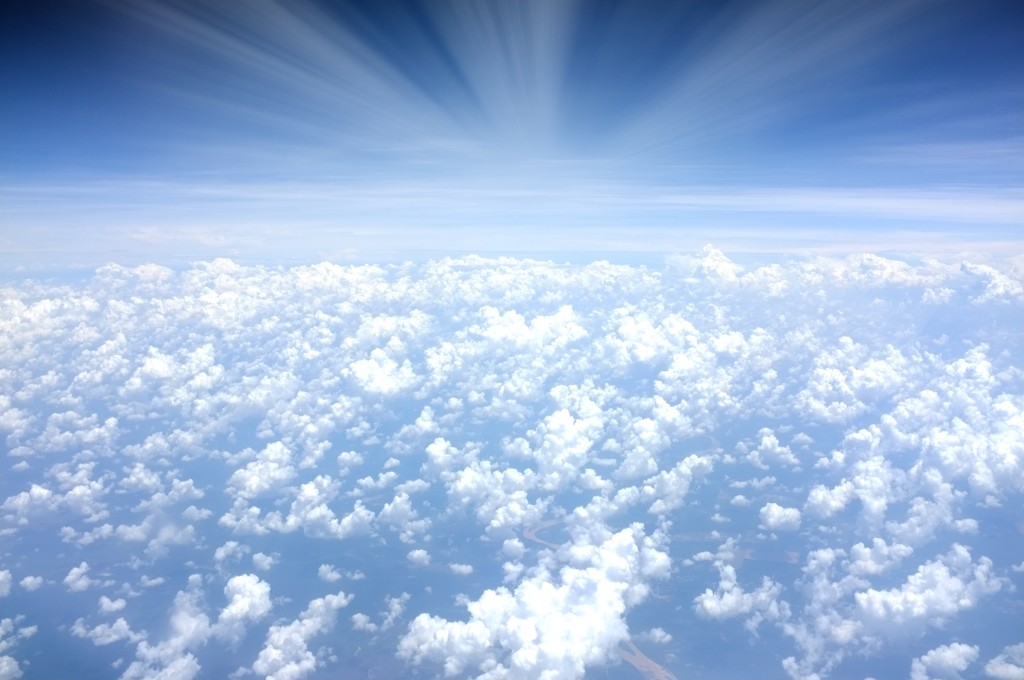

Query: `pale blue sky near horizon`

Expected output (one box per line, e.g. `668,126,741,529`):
1,0,1022,269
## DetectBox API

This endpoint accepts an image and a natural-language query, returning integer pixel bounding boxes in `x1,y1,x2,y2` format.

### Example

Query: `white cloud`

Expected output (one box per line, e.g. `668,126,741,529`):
744,427,799,469
120,575,210,680
985,643,1024,680
182,505,212,521
407,549,430,567
2,484,59,524
760,502,802,531
221,475,376,539
0,572,9,598
638,627,672,644
214,574,272,645
0,656,19,680
911,642,979,680
227,441,296,500
693,540,785,627
528,401,604,491
348,348,419,395
99,596,126,613
805,480,855,518
377,491,431,542
336,450,364,470
3,251,1023,680
63,562,96,592
446,461,546,533
846,538,913,576
351,612,377,633
317,565,342,582
0,617,37,680
379,593,410,632
502,538,525,559
71,617,143,646
18,577,42,592
641,454,714,515
399,523,668,679
214,541,249,564
856,544,1002,628
252,591,352,680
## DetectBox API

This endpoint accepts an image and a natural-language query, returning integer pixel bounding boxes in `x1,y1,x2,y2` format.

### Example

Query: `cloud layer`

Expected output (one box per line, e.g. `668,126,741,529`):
1,248,1022,679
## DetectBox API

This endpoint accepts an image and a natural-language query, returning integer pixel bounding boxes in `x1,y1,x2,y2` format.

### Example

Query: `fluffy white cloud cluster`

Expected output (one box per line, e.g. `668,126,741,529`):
252,591,352,680
691,538,787,634
985,643,1024,680
0,617,36,680
856,544,1002,628
103,573,272,680
63,561,97,592
910,642,979,680
759,502,802,532
399,523,668,679
0,248,1021,679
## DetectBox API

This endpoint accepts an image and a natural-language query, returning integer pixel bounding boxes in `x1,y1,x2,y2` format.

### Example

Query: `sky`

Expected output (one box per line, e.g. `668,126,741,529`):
1,0,1023,268
2,5,1024,680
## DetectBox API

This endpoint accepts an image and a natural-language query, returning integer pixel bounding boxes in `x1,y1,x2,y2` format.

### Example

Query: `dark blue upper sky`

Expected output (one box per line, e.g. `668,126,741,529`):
2,0,1022,267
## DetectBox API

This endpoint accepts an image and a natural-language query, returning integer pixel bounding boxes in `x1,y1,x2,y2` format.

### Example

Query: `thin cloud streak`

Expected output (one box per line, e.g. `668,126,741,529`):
5,179,1021,223
3,178,1021,269
610,0,930,155
116,0,467,146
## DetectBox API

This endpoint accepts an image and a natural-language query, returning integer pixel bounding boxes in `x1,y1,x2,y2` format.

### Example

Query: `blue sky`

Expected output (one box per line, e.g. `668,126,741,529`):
2,0,1022,268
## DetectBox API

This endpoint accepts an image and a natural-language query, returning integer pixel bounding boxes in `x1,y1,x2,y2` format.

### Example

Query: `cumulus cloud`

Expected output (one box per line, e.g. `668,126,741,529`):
118,576,212,679
112,573,269,679
215,574,272,644
985,643,1024,680
910,642,979,680
252,591,352,680
227,442,297,500
18,577,42,592
693,540,785,628
743,427,800,469
71,617,144,646
318,565,342,582
2,251,1022,680
220,475,375,539
0,618,37,680
638,627,672,644
399,523,668,679
98,596,126,613
847,538,913,576
355,593,411,634
760,502,802,531
856,544,1002,628
348,348,419,395
214,540,249,564
641,454,714,515
406,549,430,567
63,562,96,592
